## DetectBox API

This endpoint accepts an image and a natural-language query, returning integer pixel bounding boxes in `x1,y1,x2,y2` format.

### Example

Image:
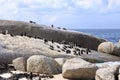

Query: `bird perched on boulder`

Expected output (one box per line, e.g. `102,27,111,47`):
44,39,48,43
86,48,91,54
81,49,86,54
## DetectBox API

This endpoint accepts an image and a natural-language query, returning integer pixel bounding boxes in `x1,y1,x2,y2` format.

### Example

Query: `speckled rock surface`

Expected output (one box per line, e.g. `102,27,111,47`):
27,55,61,74
62,58,98,80
12,57,27,71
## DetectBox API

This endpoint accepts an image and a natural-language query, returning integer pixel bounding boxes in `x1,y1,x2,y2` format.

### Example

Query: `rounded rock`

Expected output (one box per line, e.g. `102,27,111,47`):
27,55,61,74
12,57,27,71
98,42,115,54
62,58,98,80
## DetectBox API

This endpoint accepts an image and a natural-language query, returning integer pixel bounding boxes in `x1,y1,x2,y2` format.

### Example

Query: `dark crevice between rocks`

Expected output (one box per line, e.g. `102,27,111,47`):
83,58,105,63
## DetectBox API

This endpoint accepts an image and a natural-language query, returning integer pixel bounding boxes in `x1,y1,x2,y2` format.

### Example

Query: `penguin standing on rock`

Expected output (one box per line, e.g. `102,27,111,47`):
29,72,33,80
51,39,54,43
86,48,91,54
78,51,81,56
51,24,54,27
20,33,24,36
44,39,48,43
29,21,36,24
73,50,78,56
49,45,54,50
61,49,65,52
66,50,71,54
56,45,60,48
75,47,80,52
24,32,27,36
81,49,86,54
10,34,14,37
1,30,8,35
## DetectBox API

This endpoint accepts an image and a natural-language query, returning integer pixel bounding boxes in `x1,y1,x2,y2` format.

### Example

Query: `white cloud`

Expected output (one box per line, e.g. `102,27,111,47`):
0,0,120,25
72,0,107,13
107,0,120,12
72,0,94,9
21,0,69,9
0,0,71,23
71,0,120,13
0,0,120,15
108,0,120,8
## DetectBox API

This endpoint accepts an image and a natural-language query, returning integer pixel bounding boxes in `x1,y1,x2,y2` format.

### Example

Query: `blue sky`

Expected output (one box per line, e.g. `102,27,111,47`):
0,0,120,29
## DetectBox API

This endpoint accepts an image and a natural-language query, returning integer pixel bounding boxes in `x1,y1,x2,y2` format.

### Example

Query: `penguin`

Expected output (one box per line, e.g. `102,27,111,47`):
56,45,60,48
86,48,91,54
49,45,54,50
29,72,33,80
81,49,86,54
51,24,54,27
29,21,36,24
66,50,71,54
51,39,54,43
73,50,78,56
44,39,48,43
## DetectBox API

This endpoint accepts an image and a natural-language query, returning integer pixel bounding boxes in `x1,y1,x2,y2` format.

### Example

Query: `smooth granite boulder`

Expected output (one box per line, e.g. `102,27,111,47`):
12,57,27,71
0,20,105,50
81,50,120,63
95,65,120,80
62,58,98,80
27,55,61,74
113,44,120,56
98,42,120,56
119,68,120,80
0,33,74,64
98,42,115,54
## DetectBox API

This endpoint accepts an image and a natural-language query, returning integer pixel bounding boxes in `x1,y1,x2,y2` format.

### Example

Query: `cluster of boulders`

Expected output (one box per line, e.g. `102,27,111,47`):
98,41,120,56
13,55,61,74
62,58,120,80
0,20,119,80
95,65,119,80
62,58,98,80
11,55,120,80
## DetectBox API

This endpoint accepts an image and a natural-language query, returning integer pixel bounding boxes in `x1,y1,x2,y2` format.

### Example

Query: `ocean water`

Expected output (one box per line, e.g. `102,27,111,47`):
73,29,120,43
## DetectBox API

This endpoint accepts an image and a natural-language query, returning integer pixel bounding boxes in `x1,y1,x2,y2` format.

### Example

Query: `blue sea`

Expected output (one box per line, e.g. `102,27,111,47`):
74,29,120,43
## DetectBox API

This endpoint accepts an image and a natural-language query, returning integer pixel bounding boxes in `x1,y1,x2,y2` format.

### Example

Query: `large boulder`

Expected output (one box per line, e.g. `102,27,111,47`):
96,61,120,69
98,42,120,56
119,68,120,80
98,42,115,54
113,44,120,56
62,58,98,80
12,57,27,71
0,33,74,64
0,20,105,50
95,65,120,80
27,55,61,74
81,50,120,63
